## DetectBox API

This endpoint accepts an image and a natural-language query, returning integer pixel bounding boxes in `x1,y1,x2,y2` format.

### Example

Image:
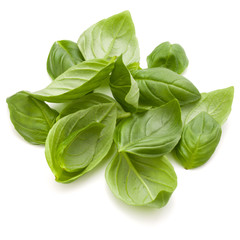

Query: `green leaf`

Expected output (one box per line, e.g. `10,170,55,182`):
47,40,84,80
105,152,177,207
56,93,130,120
45,103,117,183
182,86,234,125
127,62,141,72
110,56,139,112
57,122,105,172
147,41,188,74
77,11,140,65
174,112,222,169
132,67,200,107
31,59,114,103
6,91,58,145
114,100,182,157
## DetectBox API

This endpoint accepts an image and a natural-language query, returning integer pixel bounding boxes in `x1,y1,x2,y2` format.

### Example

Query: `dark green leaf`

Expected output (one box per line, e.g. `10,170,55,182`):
132,67,200,107
110,56,139,112
47,40,84,80
6,91,58,144
147,41,188,74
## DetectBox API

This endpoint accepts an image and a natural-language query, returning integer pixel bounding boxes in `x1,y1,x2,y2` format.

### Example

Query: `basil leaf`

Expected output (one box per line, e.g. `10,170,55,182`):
175,112,222,169
31,59,114,103
57,93,130,120
110,56,139,112
57,122,105,172
6,91,58,145
77,11,140,65
132,67,200,107
45,103,117,183
147,41,188,74
127,62,141,72
183,86,234,125
105,152,177,207
114,100,182,157
47,40,84,80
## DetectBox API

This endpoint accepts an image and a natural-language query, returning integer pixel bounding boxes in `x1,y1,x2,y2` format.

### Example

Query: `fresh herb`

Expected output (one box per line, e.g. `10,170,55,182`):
132,67,201,107
114,100,182,157
110,55,139,112
181,87,234,125
47,40,84,80
147,41,189,74
7,91,58,144
6,11,234,209
45,103,117,183
174,112,222,169
32,59,114,102
106,148,177,207
77,11,140,65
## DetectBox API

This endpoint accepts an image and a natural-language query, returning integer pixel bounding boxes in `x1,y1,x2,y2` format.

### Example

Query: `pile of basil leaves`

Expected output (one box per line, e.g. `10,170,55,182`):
7,11,234,208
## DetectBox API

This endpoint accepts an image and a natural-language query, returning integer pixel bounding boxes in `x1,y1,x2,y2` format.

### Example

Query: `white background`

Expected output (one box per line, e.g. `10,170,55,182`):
1,0,240,239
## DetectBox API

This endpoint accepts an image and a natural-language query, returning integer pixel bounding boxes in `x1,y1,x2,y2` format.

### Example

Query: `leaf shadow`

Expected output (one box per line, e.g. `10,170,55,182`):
50,153,110,192
104,183,176,222
50,155,176,222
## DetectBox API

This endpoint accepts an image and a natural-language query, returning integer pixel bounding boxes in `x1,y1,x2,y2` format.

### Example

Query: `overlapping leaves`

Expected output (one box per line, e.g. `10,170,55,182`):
6,10,234,209
46,103,117,183
32,58,114,102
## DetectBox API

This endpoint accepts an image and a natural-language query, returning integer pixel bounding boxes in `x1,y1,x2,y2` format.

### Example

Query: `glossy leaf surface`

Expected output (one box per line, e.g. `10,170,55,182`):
31,59,114,103
175,112,222,169
7,91,58,144
47,40,84,79
182,86,234,125
147,41,188,74
106,152,177,207
132,67,200,107
115,100,182,157
77,11,140,65
110,56,139,112
45,103,117,183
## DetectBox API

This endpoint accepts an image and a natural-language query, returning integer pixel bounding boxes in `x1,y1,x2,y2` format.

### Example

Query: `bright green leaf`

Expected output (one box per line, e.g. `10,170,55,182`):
114,100,182,157
57,122,105,172
105,152,177,207
45,103,117,183
31,59,114,103
182,86,234,125
174,112,222,169
77,11,140,65
56,92,130,120
127,62,141,72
